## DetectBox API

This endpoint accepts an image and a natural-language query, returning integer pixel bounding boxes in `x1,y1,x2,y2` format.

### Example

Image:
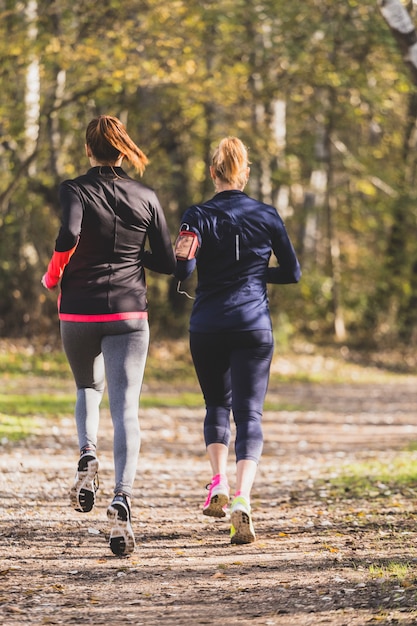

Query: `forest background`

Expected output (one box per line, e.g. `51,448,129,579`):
2,0,417,352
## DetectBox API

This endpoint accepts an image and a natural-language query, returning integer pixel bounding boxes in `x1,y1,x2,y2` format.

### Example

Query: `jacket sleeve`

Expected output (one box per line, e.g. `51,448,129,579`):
141,196,176,275
55,181,83,251
42,246,78,289
266,216,301,284
175,257,197,282
41,182,82,289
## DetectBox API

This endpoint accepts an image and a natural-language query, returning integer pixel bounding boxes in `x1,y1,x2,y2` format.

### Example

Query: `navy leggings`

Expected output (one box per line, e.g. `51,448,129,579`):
189,330,274,464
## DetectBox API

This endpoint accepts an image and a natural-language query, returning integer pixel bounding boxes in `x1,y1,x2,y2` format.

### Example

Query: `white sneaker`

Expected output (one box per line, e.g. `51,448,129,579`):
107,494,135,556
70,453,99,513
203,474,230,518
230,495,256,544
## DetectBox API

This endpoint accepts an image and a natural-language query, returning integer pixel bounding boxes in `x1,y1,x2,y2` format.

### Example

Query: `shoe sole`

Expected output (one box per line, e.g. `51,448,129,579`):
230,509,256,544
70,458,99,513
203,492,229,518
107,503,135,556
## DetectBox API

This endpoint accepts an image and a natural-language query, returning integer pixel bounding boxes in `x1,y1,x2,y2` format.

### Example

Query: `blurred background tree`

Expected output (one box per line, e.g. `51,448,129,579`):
0,0,416,349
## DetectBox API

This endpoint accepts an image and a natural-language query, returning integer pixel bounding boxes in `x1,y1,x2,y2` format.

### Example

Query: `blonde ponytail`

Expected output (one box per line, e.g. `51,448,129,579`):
211,137,250,189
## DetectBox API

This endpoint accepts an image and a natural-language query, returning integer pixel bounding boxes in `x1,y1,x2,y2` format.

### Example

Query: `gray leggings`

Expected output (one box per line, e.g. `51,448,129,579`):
60,319,150,498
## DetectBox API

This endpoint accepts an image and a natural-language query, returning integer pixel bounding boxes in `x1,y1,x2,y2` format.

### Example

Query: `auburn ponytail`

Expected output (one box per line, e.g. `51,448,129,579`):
86,115,149,175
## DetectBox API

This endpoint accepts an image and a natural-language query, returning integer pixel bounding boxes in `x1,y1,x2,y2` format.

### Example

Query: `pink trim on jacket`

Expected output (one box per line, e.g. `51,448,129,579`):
58,311,148,322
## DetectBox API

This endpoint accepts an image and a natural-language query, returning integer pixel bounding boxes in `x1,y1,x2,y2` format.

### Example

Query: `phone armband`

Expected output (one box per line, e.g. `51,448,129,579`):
175,230,199,260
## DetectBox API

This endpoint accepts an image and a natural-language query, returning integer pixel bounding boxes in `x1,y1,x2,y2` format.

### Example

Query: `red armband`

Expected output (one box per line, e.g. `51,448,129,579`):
174,231,199,261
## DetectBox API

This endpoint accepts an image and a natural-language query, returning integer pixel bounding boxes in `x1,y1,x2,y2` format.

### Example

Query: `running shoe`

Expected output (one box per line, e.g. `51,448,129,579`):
107,494,135,557
203,474,229,518
230,495,256,544
70,452,99,513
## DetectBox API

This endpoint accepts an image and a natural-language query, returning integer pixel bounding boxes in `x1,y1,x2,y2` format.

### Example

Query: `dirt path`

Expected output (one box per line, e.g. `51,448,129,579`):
2,377,417,625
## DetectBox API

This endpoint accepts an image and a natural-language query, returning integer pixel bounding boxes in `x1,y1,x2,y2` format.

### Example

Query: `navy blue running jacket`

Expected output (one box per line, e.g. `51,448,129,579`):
175,190,301,333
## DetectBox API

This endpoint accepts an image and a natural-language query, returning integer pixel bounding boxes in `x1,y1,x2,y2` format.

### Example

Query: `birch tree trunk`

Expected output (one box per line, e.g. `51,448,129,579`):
305,88,346,342
272,99,291,217
24,0,40,174
0,1,40,222
379,0,417,82
246,11,281,205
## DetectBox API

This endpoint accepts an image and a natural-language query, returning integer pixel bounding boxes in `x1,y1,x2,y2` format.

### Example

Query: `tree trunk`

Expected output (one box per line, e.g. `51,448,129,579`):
377,0,417,341
24,0,40,174
379,0,417,83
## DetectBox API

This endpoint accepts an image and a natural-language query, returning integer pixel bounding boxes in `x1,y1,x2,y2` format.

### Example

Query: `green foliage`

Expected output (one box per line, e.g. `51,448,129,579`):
0,349,71,378
0,393,74,416
0,415,39,442
1,0,417,345
325,455,417,498
0,339,414,445
369,562,412,582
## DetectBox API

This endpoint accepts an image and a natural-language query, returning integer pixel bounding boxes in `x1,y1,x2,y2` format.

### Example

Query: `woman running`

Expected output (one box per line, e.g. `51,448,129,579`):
174,136,300,544
42,115,176,556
